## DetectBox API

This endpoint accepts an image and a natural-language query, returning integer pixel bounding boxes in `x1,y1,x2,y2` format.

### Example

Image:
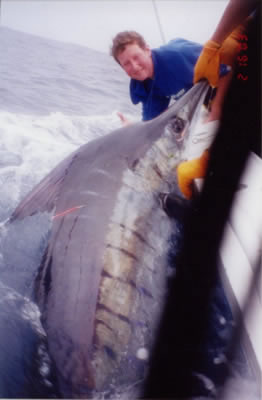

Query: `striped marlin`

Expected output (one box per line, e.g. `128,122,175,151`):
9,82,211,397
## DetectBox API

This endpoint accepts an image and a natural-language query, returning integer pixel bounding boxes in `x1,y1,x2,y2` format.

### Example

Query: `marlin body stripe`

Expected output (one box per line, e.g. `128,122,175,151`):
10,82,209,397
89,130,181,392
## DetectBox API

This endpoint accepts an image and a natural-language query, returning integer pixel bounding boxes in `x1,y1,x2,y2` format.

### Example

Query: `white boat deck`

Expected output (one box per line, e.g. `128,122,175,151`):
219,152,262,397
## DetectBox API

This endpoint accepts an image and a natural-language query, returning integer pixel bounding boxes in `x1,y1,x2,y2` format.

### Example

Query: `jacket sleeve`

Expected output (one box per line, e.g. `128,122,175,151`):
142,95,170,121
130,78,170,121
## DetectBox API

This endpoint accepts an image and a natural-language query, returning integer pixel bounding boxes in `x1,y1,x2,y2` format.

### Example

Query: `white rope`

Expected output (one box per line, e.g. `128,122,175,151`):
152,0,166,45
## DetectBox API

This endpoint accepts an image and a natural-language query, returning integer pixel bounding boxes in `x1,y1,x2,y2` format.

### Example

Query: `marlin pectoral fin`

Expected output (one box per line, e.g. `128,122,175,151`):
10,152,77,222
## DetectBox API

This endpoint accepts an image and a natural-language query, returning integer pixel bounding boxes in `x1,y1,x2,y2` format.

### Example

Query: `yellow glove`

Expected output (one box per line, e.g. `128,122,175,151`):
193,40,221,88
219,23,247,66
177,149,210,199
194,21,249,87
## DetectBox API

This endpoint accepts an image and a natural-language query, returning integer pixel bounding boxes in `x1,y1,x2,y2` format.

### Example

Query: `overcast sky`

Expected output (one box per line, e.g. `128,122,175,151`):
1,0,228,53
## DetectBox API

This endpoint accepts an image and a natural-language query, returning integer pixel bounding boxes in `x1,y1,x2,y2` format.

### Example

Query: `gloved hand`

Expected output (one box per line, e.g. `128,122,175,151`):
177,149,210,199
194,21,249,87
193,40,221,88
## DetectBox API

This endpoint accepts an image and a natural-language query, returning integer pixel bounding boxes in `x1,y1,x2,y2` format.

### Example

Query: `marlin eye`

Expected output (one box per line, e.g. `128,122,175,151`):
170,116,185,133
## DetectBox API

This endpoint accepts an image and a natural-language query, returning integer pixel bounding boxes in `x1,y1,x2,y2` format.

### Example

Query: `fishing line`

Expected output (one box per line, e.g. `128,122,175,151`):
152,0,166,45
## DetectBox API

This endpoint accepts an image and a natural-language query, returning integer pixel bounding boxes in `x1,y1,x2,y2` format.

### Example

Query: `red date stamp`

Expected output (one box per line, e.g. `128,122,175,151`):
237,34,248,81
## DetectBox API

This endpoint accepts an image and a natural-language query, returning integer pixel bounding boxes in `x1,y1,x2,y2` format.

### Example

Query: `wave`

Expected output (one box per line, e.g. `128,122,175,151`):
0,110,132,219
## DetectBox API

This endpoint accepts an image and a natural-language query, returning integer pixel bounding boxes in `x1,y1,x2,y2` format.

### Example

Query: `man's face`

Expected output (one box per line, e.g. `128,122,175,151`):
117,43,154,81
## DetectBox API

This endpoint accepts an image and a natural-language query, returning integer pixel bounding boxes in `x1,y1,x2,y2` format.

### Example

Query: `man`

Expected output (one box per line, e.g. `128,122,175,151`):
110,27,247,201
110,31,232,124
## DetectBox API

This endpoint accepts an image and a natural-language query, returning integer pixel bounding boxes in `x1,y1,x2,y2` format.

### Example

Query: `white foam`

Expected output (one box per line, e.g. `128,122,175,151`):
0,110,122,219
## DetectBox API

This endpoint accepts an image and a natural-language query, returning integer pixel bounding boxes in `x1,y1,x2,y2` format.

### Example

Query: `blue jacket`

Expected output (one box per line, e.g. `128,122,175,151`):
130,38,228,121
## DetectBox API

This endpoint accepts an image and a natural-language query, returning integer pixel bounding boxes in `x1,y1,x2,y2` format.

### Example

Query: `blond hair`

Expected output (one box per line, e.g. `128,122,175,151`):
110,31,147,62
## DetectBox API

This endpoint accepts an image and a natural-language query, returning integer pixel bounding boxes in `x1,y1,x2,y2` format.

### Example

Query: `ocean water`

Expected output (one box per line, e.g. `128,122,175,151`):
0,26,140,220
